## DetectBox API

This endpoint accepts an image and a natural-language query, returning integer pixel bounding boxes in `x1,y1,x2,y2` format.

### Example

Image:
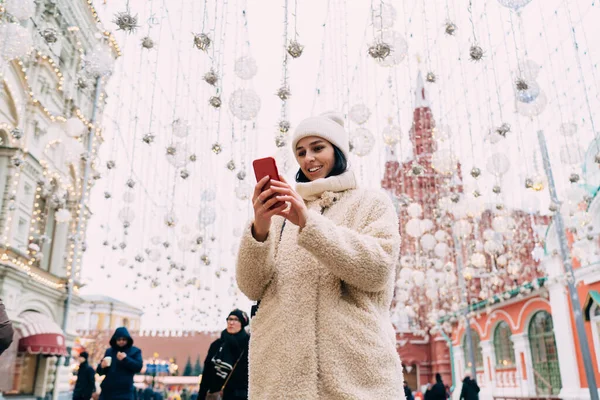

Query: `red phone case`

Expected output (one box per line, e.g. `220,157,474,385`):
252,157,284,209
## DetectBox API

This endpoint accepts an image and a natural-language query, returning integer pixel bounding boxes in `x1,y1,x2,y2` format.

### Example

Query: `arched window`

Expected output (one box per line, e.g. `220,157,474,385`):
493,321,515,367
590,302,600,371
463,329,483,369
528,311,562,395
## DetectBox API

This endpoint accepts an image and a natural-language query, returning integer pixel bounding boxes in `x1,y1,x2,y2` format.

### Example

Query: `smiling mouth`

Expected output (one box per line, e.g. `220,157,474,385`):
308,166,323,173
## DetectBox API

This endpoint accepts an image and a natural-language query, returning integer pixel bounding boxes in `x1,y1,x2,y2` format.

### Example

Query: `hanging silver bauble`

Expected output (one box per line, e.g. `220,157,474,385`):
104,191,111,199
496,123,511,137
142,133,155,144
492,185,501,194
470,167,481,178
275,135,286,148
189,154,197,162
426,72,436,83
209,96,222,108
211,143,222,154
226,160,236,171
76,77,89,90
203,69,218,86
287,40,304,58
106,160,116,169
10,128,23,140
141,36,154,49
595,153,600,164
469,45,484,61
193,33,211,51
278,120,291,133
126,179,135,188
515,79,540,104
40,27,59,44
237,170,246,181
569,173,580,183
276,86,291,101
525,178,533,189
180,169,190,179
368,41,391,60
113,11,139,33
445,22,457,35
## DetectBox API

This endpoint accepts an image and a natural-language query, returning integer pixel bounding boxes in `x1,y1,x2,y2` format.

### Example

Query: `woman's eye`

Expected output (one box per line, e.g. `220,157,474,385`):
313,146,324,152
298,151,306,157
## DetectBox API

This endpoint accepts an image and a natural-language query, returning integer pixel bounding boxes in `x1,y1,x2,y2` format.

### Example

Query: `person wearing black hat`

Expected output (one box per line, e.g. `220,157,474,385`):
73,351,97,400
198,309,249,400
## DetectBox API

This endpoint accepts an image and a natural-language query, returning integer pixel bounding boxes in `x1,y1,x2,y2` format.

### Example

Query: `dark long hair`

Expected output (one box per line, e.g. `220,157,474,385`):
295,145,348,183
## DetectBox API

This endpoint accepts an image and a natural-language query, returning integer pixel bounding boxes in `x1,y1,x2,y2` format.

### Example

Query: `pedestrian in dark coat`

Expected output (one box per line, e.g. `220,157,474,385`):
142,386,155,400
460,375,480,400
73,351,96,400
97,327,143,400
0,297,14,355
403,381,414,400
198,309,249,400
429,373,448,400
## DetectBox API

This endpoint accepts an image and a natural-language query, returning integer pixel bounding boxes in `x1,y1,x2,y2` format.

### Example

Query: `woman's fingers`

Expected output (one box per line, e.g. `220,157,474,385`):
252,176,271,201
275,194,303,208
257,188,275,203
265,203,288,217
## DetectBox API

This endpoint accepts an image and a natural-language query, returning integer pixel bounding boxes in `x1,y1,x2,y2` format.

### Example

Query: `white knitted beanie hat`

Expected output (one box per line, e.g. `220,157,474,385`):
291,111,349,159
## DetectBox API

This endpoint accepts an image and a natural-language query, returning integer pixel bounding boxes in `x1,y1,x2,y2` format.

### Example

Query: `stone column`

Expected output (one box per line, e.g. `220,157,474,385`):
511,333,535,396
452,345,464,400
480,339,496,396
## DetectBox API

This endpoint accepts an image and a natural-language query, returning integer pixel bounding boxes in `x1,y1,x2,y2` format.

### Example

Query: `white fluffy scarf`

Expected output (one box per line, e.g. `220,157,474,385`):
295,170,357,202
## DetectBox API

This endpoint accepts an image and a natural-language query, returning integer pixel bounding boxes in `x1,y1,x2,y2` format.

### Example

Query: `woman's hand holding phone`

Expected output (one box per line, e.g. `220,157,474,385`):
270,176,308,229
252,176,288,242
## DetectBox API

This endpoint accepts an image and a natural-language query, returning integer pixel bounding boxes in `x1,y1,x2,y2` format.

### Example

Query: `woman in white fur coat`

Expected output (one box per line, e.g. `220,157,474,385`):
236,111,404,400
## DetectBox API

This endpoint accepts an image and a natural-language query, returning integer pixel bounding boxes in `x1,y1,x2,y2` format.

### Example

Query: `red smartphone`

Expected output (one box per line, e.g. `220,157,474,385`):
252,157,285,209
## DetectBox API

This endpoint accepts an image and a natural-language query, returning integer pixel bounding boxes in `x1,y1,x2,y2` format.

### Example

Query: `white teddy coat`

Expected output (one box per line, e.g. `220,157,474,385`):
236,182,404,400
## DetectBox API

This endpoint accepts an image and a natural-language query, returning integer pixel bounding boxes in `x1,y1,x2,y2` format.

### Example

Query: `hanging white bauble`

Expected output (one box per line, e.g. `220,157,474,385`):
483,229,497,241
201,189,216,202
118,258,127,267
433,259,444,270
229,88,261,121
400,255,415,269
0,23,33,62
565,186,588,205
198,206,217,227
425,288,438,300
516,80,540,104
407,203,423,218
420,218,434,233
396,290,409,303
164,212,178,227
516,91,547,117
150,236,161,245
382,124,402,146
420,234,437,251
4,0,36,20
349,104,371,125
521,59,541,80
64,117,86,138
434,124,452,141
349,128,375,157
473,240,484,253
234,56,258,80
122,191,135,203
484,240,503,255
371,2,397,30
492,216,509,233
507,260,522,275
434,242,448,258
235,183,252,200
55,208,72,223
559,145,584,165
399,267,413,281
118,207,135,224
412,270,425,286
496,254,508,266
470,253,486,268
178,237,193,252
497,0,532,10
406,218,423,238
521,193,541,213
275,147,294,174
172,119,190,138
180,225,191,235
166,142,190,168
486,153,510,177
452,219,472,237
148,249,161,262
376,30,408,67
431,149,457,174
84,43,115,77
446,272,458,285
434,230,448,242
437,196,453,212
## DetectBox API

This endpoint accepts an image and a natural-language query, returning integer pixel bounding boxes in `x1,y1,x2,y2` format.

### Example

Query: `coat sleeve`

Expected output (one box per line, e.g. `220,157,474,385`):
96,349,111,376
235,221,278,301
87,366,97,395
198,342,218,399
120,347,143,373
297,191,400,292
0,298,14,355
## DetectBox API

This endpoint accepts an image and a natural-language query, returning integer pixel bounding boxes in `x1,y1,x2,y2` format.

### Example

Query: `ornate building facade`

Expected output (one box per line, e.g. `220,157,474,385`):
0,1,117,398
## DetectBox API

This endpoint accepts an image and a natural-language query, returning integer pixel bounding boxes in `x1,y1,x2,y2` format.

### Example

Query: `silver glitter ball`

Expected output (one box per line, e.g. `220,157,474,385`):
141,36,155,49
119,242,127,249
469,45,484,61
492,185,501,194
166,146,177,156
237,170,247,181
451,193,460,203
279,120,291,133
10,128,23,140
525,178,534,189
106,160,116,169
142,133,155,144
473,190,481,198
103,241,109,246
445,22,457,36
104,191,111,199
496,123,511,137
196,236,203,245
226,160,236,171
470,167,481,178
410,163,424,176
211,143,222,154
287,40,304,58
368,41,391,60
189,154,197,162
163,241,170,248
569,173,580,183
276,86,291,101
77,77,89,90
11,156,23,167
114,11,139,33
275,135,286,148
193,33,211,51
426,72,436,83
123,222,130,229
549,202,558,212
209,96,222,108
126,179,136,188
40,27,59,44
203,69,218,86
496,204,504,210
515,79,529,91
180,169,190,179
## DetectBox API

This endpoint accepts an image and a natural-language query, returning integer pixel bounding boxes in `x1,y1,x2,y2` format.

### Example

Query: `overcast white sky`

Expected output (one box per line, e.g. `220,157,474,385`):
79,0,600,331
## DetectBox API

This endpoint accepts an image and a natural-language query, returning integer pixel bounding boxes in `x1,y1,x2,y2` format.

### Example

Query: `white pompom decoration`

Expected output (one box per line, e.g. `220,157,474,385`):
434,242,448,258
470,252,487,268
405,218,423,238
65,118,86,138
407,203,423,218
0,23,33,62
452,219,472,237
420,234,437,251
434,230,448,242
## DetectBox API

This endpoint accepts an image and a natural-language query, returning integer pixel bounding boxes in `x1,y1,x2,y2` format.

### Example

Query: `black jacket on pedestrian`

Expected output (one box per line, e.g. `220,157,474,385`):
73,360,96,399
404,385,414,400
97,327,143,400
142,387,155,400
198,329,249,400
429,374,448,400
460,377,480,400
0,297,14,355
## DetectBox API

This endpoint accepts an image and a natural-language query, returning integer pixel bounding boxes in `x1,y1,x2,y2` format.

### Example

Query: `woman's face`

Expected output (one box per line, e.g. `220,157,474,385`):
226,316,242,334
295,136,335,181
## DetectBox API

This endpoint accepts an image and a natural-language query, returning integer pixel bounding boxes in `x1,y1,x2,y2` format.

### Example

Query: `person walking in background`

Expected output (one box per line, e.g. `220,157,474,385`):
429,373,448,400
404,381,414,400
198,309,249,400
73,351,96,400
0,297,14,355
236,111,403,398
96,327,143,400
460,373,480,400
